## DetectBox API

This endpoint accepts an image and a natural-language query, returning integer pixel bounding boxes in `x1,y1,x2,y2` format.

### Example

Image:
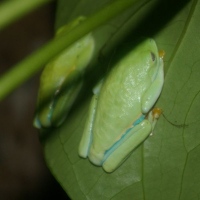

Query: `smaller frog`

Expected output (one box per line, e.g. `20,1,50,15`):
34,16,95,128
78,39,164,172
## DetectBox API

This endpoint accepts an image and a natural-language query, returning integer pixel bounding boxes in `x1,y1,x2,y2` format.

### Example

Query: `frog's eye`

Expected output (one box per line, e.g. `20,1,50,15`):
150,52,156,62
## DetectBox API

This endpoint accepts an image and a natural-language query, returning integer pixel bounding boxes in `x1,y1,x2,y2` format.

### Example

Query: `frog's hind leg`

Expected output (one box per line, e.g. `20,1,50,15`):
78,94,98,158
102,120,152,173
79,79,104,158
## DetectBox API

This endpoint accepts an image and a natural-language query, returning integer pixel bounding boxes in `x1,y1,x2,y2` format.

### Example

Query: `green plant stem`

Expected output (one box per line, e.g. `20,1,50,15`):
0,0,53,30
0,0,142,100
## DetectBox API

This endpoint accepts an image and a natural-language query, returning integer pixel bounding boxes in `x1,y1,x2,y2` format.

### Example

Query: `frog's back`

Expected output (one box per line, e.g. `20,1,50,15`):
90,50,152,157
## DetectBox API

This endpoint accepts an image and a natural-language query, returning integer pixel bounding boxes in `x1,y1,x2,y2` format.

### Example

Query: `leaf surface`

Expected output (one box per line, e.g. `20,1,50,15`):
43,0,200,199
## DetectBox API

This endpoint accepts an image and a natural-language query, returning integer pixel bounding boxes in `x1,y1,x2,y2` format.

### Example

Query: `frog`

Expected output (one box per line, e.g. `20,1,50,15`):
34,16,95,128
78,38,164,173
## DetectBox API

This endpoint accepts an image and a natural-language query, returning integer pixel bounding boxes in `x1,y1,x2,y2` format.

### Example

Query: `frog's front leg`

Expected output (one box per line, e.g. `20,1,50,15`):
102,119,152,173
141,61,164,113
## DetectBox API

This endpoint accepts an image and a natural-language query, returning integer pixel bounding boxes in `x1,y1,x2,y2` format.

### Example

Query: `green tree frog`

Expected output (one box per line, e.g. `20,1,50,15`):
34,16,95,128
78,39,164,173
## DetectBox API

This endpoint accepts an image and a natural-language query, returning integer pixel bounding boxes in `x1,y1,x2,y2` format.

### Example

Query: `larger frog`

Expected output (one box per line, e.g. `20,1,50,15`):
78,39,164,173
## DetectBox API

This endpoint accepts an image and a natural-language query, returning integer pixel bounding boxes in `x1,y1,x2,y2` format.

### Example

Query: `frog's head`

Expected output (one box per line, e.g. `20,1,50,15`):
125,38,164,85
139,39,164,82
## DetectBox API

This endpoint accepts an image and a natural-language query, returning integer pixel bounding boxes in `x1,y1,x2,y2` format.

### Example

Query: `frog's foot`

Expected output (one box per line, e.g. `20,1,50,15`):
147,107,162,136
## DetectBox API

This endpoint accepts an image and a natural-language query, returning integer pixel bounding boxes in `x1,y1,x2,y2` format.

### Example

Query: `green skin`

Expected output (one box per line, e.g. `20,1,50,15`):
34,17,95,128
78,39,164,173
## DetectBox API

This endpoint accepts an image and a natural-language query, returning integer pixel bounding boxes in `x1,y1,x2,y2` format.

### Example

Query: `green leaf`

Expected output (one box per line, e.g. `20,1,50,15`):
42,0,200,199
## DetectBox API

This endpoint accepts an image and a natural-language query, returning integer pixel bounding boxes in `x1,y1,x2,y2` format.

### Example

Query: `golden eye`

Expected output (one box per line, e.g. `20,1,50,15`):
151,52,156,62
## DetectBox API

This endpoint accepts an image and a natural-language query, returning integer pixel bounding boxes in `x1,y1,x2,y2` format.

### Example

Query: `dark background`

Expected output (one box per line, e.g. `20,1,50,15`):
0,1,69,199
